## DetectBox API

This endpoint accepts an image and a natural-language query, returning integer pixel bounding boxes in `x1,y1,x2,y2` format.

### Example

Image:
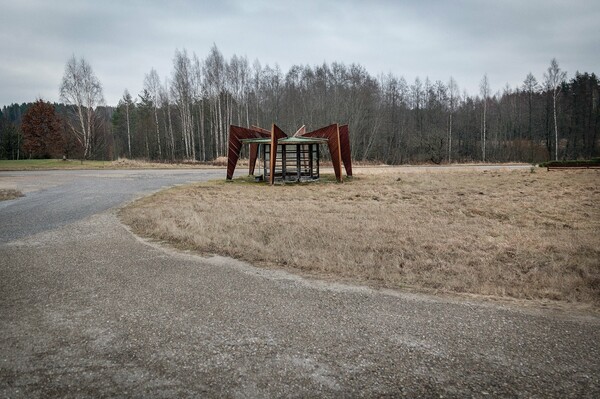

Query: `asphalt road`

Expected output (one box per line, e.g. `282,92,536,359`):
1,168,599,398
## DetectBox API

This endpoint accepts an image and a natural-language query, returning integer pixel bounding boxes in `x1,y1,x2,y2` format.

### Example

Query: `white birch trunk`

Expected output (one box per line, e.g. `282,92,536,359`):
167,104,175,160
553,91,559,161
190,105,196,161
482,99,487,162
154,106,162,160
125,102,131,158
448,113,452,163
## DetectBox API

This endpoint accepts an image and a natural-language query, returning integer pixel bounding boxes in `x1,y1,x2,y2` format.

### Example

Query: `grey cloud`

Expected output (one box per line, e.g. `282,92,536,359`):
0,0,598,107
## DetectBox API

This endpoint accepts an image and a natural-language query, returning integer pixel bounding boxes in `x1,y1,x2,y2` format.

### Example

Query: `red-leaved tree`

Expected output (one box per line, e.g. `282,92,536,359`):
21,100,64,158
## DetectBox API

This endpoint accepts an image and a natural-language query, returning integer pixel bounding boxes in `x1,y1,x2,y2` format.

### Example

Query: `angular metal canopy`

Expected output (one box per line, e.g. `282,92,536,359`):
227,123,352,184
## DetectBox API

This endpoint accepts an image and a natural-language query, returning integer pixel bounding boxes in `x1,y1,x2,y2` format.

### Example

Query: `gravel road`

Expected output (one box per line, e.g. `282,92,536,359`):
1,168,598,397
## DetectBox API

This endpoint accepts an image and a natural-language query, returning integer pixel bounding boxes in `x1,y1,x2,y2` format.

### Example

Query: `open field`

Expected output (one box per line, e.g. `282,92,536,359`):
0,158,226,171
120,167,600,306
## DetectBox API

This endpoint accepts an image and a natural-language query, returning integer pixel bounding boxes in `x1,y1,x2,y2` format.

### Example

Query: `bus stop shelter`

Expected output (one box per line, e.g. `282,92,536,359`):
226,123,353,184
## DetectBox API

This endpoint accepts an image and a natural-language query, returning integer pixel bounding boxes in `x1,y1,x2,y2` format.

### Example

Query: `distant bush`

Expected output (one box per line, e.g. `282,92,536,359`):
539,158,600,168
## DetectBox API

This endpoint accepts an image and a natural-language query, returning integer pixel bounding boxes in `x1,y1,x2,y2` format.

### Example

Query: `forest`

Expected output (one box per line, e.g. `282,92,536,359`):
1,45,598,164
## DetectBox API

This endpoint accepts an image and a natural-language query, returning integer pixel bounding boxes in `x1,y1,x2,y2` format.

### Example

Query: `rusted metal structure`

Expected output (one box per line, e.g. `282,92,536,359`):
226,123,352,184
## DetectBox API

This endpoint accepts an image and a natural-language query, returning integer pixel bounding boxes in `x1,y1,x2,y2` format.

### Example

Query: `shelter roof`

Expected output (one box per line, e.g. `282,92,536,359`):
241,136,329,145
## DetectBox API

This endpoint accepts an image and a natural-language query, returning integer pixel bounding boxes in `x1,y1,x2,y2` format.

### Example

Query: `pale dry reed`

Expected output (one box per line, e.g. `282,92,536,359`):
120,168,600,305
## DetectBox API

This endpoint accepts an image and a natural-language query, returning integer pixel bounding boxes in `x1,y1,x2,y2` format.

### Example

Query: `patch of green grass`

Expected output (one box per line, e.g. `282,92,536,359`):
0,159,111,170
0,158,221,171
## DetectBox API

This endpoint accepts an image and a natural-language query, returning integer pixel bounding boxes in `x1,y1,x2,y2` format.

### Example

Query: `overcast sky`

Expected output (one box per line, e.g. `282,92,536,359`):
1,0,598,108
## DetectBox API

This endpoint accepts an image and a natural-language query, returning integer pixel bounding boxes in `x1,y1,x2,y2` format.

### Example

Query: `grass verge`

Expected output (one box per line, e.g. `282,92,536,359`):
0,189,24,201
0,158,225,171
119,167,600,307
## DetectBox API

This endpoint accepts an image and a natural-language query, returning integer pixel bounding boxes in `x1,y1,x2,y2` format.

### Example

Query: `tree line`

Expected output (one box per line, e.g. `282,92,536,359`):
1,45,598,163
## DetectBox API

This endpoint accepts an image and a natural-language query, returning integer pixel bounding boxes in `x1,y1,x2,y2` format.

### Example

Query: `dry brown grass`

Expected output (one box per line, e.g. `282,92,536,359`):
0,189,24,201
110,158,221,168
120,167,600,306
206,156,249,167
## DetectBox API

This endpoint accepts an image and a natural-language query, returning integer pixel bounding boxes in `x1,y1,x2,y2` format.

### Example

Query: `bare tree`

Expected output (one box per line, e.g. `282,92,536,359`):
480,74,490,162
544,58,567,160
204,45,226,156
410,77,424,156
522,72,539,145
171,49,195,160
192,54,207,161
144,69,163,160
118,89,135,158
447,76,459,163
238,56,251,127
59,55,104,159
228,54,246,126
159,79,175,160
252,59,263,127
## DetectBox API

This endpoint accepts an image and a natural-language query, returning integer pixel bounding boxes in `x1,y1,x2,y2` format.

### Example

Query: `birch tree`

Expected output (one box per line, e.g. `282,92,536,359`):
543,58,567,160
238,56,251,127
59,55,104,159
159,79,175,160
228,54,250,126
522,72,539,143
119,89,134,158
171,49,195,160
447,76,459,163
480,74,490,162
143,68,163,160
204,45,226,156
192,54,207,161
252,59,263,127
410,77,424,154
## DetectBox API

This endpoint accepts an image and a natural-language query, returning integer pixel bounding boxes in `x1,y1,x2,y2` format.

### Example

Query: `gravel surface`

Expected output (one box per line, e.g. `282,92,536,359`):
0,170,221,242
1,168,599,398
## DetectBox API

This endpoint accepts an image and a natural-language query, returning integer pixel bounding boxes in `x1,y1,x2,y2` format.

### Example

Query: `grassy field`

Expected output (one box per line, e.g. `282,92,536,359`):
119,167,600,307
0,158,226,171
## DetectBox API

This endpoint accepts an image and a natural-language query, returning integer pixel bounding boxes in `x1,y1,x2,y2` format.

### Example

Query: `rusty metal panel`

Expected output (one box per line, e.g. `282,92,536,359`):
339,124,353,177
300,124,343,182
248,143,259,175
251,125,271,135
227,125,270,180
